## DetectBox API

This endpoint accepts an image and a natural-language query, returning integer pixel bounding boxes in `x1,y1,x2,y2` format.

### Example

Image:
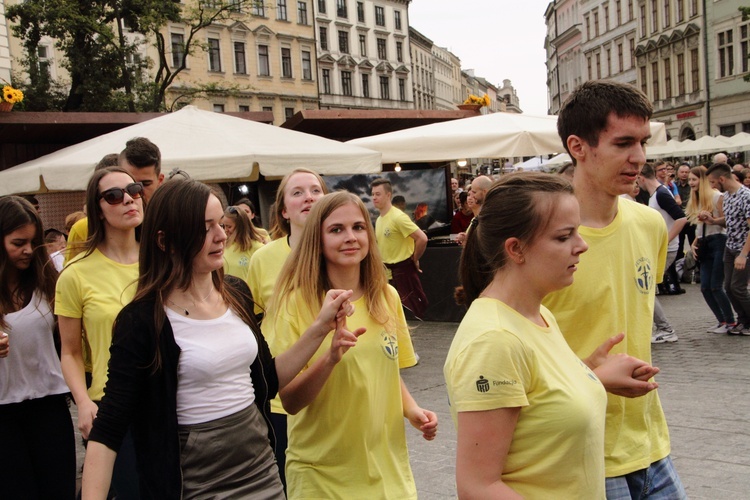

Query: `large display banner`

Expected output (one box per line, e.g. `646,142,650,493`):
323,169,450,228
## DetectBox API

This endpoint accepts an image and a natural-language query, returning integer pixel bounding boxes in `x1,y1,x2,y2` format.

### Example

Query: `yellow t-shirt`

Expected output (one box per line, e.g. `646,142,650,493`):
223,240,264,284
55,249,138,401
444,298,607,499
543,197,671,477
247,237,291,316
255,226,270,242
268,286,418,499
63,217,89,266
375,207,419,265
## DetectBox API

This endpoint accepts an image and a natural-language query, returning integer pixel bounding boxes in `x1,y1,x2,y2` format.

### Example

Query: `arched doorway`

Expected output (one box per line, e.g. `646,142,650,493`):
680,125,696,140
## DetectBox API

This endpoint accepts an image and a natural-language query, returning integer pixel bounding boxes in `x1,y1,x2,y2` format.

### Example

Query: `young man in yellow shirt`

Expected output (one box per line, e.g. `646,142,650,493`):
370,178,428,319
543,80,687,498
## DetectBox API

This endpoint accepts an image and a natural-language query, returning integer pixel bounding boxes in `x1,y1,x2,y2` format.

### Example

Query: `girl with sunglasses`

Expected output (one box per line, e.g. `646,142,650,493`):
56,167,143,498
0,196,76,499
221,206,266,284
265,191,437,499
82,179,356,498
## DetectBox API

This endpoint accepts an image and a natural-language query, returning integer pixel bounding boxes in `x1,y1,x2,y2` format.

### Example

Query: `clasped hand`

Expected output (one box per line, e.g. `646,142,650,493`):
317,289,366,364
585,333,660,398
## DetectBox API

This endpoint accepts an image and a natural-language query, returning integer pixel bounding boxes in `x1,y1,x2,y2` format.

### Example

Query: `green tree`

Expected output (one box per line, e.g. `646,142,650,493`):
7,1,254,111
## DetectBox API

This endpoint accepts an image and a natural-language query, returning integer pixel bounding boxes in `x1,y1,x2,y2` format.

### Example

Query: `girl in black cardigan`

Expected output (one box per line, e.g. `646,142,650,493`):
82,179,360,499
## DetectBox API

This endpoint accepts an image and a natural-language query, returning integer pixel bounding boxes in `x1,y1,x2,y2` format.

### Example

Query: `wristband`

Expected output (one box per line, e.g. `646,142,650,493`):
740,253,748,259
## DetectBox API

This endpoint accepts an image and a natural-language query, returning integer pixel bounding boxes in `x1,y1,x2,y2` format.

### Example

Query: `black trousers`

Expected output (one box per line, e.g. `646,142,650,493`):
0,393,76,500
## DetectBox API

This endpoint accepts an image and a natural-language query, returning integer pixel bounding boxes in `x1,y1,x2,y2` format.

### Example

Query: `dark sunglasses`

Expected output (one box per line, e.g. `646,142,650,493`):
98,182,144,205
227,206,240,215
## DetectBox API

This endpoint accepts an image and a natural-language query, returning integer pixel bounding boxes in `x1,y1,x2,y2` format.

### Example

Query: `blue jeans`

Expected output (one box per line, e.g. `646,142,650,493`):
700,234,735,324
605,456,687,499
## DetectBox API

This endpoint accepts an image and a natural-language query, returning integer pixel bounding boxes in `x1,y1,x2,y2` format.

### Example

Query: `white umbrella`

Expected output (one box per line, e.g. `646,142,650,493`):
723,132,750,153
0,106,382,195
646,139,683,158
347,112,667,164
513,157,548,171
545,153,572,167
671,135,731,156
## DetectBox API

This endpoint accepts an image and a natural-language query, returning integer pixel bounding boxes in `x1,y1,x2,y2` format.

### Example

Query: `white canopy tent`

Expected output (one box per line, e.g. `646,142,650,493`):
674,135,731,156
645,139,683,158
346,112,668,164
724,132,750,153
0,106,382,195
513,157,551,171
545,153,572,167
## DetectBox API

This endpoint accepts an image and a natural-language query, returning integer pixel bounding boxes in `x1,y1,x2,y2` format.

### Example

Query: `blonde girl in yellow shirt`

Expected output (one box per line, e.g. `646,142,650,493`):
221,205,266,283
267,191,437,499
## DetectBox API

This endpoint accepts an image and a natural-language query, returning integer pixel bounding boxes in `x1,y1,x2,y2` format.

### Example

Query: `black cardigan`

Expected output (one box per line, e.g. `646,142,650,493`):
88,276,279,499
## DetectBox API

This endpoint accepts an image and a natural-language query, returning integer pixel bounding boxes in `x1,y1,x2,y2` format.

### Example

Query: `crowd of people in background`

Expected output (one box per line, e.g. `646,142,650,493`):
5,78,750,499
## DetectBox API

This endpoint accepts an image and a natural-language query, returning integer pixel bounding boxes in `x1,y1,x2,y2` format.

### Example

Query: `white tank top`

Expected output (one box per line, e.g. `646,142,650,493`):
166,307,258,425
0,292,69,404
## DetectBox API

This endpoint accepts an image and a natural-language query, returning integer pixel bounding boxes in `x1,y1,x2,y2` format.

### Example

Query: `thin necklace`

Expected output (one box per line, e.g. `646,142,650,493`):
167,287,214,316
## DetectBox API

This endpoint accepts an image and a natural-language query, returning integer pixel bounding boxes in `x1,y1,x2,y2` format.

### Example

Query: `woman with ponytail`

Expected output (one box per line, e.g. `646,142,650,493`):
444,173,659,499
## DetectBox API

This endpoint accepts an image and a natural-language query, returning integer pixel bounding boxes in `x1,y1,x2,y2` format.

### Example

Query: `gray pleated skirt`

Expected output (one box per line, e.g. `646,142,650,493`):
178,403,285,499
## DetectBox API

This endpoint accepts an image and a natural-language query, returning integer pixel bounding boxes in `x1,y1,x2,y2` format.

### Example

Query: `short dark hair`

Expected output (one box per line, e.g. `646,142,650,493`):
558,80,653,162
706,162,732,179
95,153,120,171
44,228,66,243
370,177,392,193
391,195,405,205
640,162,656,180
235,197,255,212
119,137,162,175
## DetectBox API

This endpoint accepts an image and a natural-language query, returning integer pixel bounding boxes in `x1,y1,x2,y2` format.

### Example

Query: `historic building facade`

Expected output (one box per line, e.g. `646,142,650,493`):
545,0,585,114
313,0,413,109
432,44,462,110
634,0,706,139
705,0,750,137
161,2,320,123
409,26,434,110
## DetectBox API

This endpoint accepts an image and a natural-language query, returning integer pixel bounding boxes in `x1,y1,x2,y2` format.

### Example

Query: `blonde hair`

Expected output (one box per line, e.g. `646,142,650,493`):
269,191,395,331
223,206,263,251
269,168,328,239
685,166,716,223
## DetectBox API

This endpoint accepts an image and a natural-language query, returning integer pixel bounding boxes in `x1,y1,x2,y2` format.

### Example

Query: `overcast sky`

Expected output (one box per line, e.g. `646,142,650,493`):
408,0,552,116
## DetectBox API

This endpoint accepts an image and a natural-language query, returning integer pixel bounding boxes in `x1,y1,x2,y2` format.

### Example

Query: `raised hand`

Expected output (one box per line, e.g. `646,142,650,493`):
330,315,366,364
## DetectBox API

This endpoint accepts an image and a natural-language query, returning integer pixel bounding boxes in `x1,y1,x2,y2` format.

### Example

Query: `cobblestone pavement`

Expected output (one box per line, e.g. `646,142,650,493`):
403,283,750,499
71,284,750,498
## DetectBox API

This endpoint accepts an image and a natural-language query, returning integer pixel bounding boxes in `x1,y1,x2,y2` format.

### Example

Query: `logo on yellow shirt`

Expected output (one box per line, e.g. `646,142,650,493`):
635,257,654,294
383,227,392,238
381,330,399,360
476,376,490,393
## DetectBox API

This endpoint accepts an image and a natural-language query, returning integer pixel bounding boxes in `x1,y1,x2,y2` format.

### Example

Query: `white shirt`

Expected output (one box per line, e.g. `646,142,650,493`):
166,307,258,425
0,292,69,404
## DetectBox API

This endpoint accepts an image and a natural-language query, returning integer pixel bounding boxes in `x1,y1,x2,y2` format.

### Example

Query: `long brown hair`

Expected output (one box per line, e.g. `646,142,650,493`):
270,191,395,331
0,196,58,329
224,206,264,251
131,179,258,368
459,173,574,306
269,168,329,239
